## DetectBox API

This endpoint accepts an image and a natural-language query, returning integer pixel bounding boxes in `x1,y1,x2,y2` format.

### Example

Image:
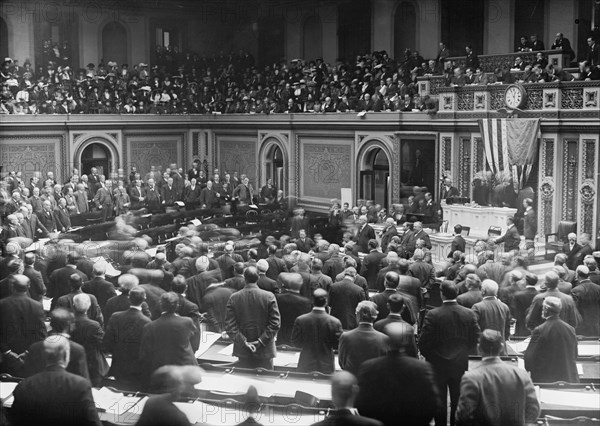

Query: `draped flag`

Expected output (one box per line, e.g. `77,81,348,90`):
478,118,541,192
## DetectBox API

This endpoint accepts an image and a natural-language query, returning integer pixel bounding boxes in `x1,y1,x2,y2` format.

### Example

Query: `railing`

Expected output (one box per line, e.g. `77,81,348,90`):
444,49,571,73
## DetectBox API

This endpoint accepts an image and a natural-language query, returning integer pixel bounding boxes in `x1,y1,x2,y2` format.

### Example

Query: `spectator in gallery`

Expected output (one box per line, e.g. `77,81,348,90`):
529,34,545,51
579,60,600,81
551,32,575,61
472,68,488,85
516,36,532,52
586,37,600,67
465,45,479,71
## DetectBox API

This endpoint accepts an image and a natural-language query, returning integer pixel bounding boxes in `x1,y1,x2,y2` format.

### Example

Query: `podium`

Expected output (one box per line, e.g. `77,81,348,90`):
442,204,517,238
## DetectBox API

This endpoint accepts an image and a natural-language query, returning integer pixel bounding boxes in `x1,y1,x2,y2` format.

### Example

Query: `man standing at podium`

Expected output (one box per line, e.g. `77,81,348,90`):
226,266,281,369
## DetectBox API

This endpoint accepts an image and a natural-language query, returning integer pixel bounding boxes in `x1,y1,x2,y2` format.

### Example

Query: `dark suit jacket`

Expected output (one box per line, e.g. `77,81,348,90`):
48,266,89,308
338,324,389,375
82,276,117,311
573,244,593,268
275,291,311,345
139,283,167,320
257,274,280,294
441,185,460,201
563,242,582,270
9,365,102,426
456,289,483,309
524,317,579,383
472,297,511,341
419,301,480,375
104,293,151,322
329,278,367,330
37,209,57,232
160,185,178,206
380,226,398,252
103,307,152,385
373,318,417,357
133,393,190,426
495,225,520,251
225,283,281,360
140,313,199,376
144,186,161,212
355,224,376,253
185,269,221,309
360,251,386,290
448,235,466,258
311,408,383,426
408,260,435,289
199,187,220,208
413,230,432,250
356,353,440,426
71,314,108,387
0,293,47,358
203,285,236,332
265,256,287,281
23,265,46,301
510,287,538,336
53,207,71,231
55,291,104,326
571,281,600,336
292,309,343,374
323,256,345,282
370,289,416,325
295,237,315,253
23,336,90,380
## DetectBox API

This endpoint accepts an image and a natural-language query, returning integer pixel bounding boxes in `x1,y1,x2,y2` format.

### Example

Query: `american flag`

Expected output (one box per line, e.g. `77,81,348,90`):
478,118,541,191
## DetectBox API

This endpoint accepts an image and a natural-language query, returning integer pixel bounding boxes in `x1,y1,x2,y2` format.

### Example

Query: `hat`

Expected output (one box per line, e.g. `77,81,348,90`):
291,59,299,63
139,63,148,67
525,274,538,286
107,61,116,67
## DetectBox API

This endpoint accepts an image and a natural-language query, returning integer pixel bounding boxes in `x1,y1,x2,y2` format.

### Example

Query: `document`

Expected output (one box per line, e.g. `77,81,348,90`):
0,381,18,407
217,344,234,356
578,343,600,357
173,401,206,424
92,387,124,412
539,388,600,409
195,331,222,358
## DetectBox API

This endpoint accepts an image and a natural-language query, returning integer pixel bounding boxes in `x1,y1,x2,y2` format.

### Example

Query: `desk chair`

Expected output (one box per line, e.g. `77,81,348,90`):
545,221,577,260
488,226,502,237
461,226,471,237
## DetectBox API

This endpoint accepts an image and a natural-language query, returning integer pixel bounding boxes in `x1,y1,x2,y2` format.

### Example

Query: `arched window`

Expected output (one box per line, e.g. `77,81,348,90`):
102,21,128,66
303,16,322,60
394,2,416,60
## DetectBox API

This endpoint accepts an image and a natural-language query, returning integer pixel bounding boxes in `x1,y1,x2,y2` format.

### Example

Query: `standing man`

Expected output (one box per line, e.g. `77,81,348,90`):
329,267,366,330
456,329,540,425
292,289,343,374
448,224,466,258
144,178,161,212
522,198,537,262
380,217,398,253
355,216,376,253
360,239,386,290
225,266,281,369
570,265,600,337
93,179,114,222
471,280,511,348
440,177,459,202
524,296,579,383
493,217,520,253
419,282,480,426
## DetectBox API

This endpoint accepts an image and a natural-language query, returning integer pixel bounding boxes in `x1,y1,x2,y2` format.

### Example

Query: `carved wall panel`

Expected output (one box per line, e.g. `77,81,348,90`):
126,134,183,177
562,140,578,222
458,138,471,197
539,138,555,235
0,135,64,182
301,142,352,200
580,140,597,236
218,138,257,181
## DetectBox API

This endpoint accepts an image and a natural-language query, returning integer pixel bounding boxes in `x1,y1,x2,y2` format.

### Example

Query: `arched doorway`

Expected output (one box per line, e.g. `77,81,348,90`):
303,16,322,60
80,143,111,177
0,18,8,61
264,144,285,194
102,21,127,65
394,2,416,60
360,147,390,207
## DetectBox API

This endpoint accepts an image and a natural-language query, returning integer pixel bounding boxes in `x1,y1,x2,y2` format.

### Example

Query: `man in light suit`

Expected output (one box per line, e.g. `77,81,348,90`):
338,301,389,375
74,183,90,214
225,266,281,369
456,329,540,425
53,197,72,232
292,289,343,374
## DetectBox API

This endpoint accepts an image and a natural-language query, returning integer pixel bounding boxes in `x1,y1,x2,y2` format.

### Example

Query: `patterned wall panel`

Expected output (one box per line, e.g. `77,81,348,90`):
126,135,183,177
440,136,452,175
218,138,257,181
562,140,578,222
301,143,352,200
0,135,64,182
458,138,471,197
580,140,597,236
539,138,555,236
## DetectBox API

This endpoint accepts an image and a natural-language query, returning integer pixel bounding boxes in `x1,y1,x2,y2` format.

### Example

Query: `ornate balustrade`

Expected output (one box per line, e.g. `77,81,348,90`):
432,81,600,114
445,50,571,73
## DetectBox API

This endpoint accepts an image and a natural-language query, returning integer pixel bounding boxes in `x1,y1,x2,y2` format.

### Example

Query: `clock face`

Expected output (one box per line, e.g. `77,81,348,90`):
505,85,524,109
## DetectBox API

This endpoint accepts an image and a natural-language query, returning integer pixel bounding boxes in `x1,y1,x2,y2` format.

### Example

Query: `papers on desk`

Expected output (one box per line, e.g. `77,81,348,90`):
92,387,124,411
189,219,202,227
42,297,52,312
273,351,300,367
508,338,531,353
218,344,234,356
539,388,600,409
0,382,18,407
577,363,584,376
195,331,222,358
174,401,207,424
578,343,600,357
175,201,186,207
91,386,147,415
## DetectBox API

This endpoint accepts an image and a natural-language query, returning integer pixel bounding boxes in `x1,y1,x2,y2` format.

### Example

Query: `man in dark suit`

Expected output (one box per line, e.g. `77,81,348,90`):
140,292,199,381
225,266,281,369
232,177,253,205
360,239,386,290
265,244,288,280
413,222,432,250
203,284,236,333
526,271,581,331
572,233,594,268
256,259,280,294
457,330,540,425
54,274,104,326
103,287,151,390
23,252,46,302
338,301,389,375
524,296,579,383
216,244,242,280
22,203,48,239
493,217,520,253
355,216,376,253
448,224,466,258
275,273,311,345
199,179,220,209
356,323,439,426
292,289,343,374
329,267,366,330
379,217,398,253
82,262,117,312
295,229,315,253
104,273,151,321
37,199,57,232
9,336,102,426
71,293,108,387
457,273,483,308
323,244,345,282
185,257,221,309
160,176,178,208
571,265,600,337
419,282,480,426
48,252,89,309
93,179,114,222
440,177,460,202
144,178,161,212
563,232,581,270
472,280,511,350
0,274,47,375
311,371,383,426
128,179,145,210
510,273,539,337
53,197,71,232
373,294,417,356
23,308,89,380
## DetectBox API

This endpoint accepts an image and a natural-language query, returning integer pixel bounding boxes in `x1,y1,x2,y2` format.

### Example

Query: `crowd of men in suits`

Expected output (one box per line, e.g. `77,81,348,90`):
1,171,600,424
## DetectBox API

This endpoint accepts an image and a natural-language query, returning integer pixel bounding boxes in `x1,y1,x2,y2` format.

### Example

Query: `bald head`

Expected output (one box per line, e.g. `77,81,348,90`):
384,322,415,353
12,274,30,293
43,335,70,368
331,371,359,409
481,279,498,297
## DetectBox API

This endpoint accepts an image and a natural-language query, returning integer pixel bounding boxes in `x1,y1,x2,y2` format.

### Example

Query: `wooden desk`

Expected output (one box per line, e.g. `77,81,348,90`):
442,204,517,238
